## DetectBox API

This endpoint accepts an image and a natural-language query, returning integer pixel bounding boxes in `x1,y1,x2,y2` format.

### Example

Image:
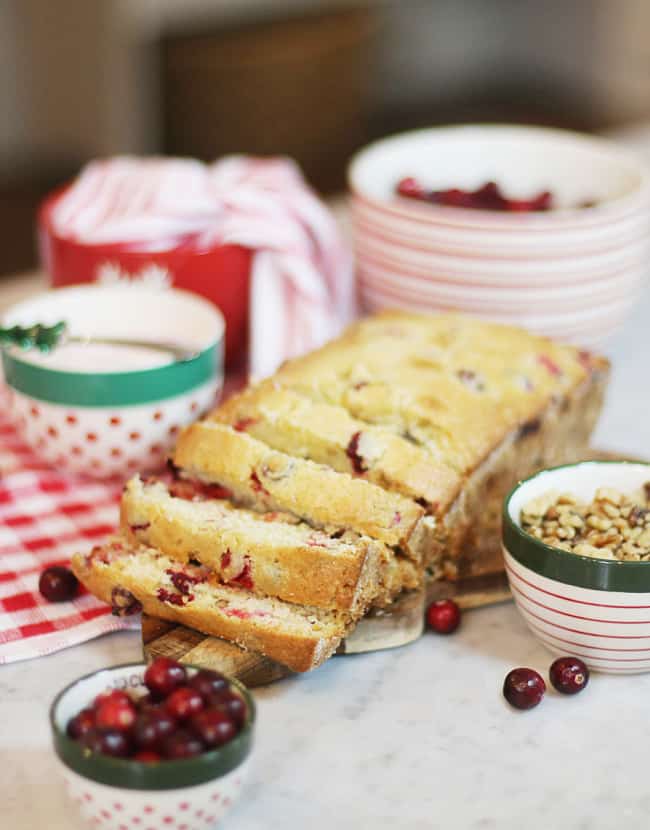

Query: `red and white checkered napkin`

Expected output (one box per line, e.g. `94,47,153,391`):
0,416,136,665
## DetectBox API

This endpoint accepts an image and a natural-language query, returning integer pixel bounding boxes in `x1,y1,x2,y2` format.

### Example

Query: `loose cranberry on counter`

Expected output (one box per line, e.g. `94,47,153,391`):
66,708,96,740
162,729,205,760
144,657,187,699
188,669,229,702
426,599,461,634
503,668,546,710
95,695,137,732
549,656,589,695
215,692,247,728
39,566,78,602
190,709,237,749
133,708,177,751
166,686,205,721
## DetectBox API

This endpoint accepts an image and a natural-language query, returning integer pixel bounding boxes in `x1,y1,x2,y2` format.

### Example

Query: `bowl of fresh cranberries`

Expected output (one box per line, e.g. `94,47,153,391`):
348,124,650,348
50,658,254,830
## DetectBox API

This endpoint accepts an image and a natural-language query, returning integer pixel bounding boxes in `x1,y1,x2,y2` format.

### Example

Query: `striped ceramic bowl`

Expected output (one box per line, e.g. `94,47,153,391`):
503,460,650,674
349,125,650,348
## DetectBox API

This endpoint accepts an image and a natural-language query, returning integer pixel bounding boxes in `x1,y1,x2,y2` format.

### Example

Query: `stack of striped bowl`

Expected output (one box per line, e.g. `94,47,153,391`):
349,125,650,348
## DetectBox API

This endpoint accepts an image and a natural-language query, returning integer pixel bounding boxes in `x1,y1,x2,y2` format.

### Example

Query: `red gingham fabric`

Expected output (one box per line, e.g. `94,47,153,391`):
0,374,247,664
0,412,136,664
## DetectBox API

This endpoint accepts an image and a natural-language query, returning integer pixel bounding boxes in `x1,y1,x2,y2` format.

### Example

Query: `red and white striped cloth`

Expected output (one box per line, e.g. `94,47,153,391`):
51,156,356,379
0,373,249,665
0,408,134,664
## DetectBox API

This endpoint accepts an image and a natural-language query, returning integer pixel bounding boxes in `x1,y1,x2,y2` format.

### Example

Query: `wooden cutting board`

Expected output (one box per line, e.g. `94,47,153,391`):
141,570,511,687
141,449,634,685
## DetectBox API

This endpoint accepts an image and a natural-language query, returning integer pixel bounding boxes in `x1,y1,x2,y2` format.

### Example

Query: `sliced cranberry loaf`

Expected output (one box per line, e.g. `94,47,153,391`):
121,476,394,614
172,422,429,559
73,311,609,674
211,383,461,511
70,541,352,672
260,311,609,576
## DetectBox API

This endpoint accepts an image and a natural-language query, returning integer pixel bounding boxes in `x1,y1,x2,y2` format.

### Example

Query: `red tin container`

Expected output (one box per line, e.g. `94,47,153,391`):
38,188,253,370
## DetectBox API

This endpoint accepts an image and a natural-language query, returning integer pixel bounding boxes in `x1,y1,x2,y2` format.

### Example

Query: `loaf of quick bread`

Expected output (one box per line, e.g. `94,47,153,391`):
73,311,609,671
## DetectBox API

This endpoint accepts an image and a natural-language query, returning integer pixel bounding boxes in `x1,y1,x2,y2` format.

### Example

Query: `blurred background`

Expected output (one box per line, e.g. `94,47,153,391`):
3,0,650,277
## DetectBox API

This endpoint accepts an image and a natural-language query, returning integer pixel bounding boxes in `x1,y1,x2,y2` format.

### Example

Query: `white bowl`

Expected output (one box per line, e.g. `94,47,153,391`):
2,285,224,479
50,662,254,830
503,461,650,674
350,124,650,225
349,125,650,346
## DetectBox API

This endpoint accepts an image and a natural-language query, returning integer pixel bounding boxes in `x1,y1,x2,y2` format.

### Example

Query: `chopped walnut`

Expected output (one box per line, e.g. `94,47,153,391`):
521,483,650,560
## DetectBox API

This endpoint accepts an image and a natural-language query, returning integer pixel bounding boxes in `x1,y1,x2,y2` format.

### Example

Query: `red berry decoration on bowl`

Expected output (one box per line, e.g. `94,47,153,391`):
39,565,78,602
426,599,461,634
144,656,187,699
503,668,546,710
549,656,589,695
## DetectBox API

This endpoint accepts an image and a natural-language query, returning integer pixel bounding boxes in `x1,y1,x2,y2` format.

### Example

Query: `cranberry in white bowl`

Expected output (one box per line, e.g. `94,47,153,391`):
50,660,255,830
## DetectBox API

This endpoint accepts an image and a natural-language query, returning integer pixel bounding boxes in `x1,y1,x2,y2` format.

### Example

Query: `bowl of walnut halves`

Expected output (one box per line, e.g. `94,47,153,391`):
503,460,650,674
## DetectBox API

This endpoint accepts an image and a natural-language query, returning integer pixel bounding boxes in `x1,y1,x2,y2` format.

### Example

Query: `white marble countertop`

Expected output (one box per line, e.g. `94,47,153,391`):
2,274,650,830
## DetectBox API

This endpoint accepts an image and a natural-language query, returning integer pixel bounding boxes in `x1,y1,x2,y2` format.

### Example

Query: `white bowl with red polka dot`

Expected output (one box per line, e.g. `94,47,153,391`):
1,285,224,479
51,663,255,830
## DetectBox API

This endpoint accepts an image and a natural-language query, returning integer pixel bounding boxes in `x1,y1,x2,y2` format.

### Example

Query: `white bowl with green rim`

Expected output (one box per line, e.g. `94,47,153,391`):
50,662,255,830
1,285,224,478
503,460,650,674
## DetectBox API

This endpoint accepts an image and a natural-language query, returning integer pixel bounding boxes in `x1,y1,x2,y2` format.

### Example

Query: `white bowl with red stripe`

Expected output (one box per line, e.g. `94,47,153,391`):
349,125,650,348
503,461,650,674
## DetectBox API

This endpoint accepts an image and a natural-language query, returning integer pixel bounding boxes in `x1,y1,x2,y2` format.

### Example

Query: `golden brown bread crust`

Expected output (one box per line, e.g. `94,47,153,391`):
273,310,602,480
121,477,389,614
71,543,350,673
211,382,461,511
172,421,425,555
440,362,609,581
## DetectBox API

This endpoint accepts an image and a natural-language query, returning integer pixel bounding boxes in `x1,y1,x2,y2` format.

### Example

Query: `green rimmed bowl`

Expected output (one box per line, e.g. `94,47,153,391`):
503,460,650,674
1,285,224,479
50,662,255,829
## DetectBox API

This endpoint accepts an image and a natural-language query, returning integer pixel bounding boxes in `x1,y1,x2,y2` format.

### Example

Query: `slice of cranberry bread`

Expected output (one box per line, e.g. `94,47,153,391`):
70,541,352,673
210,383,461,513
121,476,390,614
172,422,428,559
